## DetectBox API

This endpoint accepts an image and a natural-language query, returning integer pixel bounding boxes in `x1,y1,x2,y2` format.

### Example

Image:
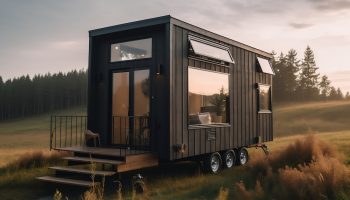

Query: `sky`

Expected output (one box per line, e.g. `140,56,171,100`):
0,0,349,92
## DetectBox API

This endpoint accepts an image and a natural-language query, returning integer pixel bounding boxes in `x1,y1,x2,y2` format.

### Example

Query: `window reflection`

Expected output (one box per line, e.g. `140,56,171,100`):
134,69,150,116
111,38,152,62
188,68,229,125
258,84,271,112
112,72,129,144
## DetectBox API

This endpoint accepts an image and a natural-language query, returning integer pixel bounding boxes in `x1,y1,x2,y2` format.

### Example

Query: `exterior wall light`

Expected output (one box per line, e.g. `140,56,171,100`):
156,64,162,75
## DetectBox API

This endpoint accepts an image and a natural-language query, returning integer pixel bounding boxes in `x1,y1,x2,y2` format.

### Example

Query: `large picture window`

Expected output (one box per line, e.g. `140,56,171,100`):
258,84,271,112
111,38,152,62
188,67,229,125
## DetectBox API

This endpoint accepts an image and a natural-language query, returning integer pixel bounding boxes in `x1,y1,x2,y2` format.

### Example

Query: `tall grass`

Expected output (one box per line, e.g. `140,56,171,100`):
234,135,350,200
2,151,68,173
81,158,105,200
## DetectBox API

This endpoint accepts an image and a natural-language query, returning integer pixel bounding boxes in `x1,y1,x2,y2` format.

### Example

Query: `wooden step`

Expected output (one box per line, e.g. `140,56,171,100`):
37,176,99,187
50,166,116,176
63,156,124,165
55,146,146,157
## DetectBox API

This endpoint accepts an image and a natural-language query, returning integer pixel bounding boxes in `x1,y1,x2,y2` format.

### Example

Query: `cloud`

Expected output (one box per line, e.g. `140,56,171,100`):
328,70,350,92
289,22,314,29
309,0,350,12
50,40,82,49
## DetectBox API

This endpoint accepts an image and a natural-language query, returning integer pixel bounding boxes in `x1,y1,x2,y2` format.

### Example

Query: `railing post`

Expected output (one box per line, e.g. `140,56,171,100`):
75,116,78,146
65,116,68,147
70,116,73,147
59,116,62,148
54,116,56,149
50,115,52,150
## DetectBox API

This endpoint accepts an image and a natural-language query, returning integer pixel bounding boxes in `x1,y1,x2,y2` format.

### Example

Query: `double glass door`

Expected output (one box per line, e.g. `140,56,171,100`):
111,68,150,146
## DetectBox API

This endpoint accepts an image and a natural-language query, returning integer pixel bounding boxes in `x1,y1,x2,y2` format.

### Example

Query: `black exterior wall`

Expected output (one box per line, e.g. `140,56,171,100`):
88,15,273,162
169,24,273,160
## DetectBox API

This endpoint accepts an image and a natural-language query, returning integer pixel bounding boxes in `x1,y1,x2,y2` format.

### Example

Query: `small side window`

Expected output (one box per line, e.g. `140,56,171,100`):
258,84,271,113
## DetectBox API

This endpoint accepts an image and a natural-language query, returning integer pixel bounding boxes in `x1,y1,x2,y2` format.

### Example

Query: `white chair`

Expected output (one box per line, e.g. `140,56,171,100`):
84,130,101,147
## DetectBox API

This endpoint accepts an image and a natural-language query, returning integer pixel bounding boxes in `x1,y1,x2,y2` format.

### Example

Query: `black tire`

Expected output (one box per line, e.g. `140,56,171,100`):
236,147,249,166
223,150,236,168
203,152,222,174
132,174,146,194
133,181,146,194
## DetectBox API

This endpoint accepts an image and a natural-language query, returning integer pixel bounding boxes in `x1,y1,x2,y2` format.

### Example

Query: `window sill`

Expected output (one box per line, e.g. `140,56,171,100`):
188,123,231,130
258,110,272,114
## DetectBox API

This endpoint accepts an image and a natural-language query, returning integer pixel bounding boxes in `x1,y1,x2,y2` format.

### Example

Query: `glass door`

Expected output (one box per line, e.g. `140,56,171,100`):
111,68,150,147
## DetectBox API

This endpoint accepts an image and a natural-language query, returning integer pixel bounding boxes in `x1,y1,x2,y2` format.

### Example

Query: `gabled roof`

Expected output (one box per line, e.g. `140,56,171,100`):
89,15,272,58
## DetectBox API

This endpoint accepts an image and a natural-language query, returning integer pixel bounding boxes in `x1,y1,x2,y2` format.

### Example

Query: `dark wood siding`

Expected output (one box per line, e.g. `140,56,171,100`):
88,24,171,160
170,25,273,160
88,17,273,162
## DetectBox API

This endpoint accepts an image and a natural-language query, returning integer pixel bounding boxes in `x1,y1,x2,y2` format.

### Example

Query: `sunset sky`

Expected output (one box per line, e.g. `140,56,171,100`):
0,0,349,92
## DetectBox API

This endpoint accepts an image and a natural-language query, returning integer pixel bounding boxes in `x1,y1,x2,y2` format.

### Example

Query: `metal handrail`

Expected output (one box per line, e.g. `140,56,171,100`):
49,115,88,149
112,115,151,151
49,115,151,156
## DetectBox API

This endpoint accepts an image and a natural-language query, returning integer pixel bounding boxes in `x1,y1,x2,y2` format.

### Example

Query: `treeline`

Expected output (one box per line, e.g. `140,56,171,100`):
272,46,350,103
0,70,87,121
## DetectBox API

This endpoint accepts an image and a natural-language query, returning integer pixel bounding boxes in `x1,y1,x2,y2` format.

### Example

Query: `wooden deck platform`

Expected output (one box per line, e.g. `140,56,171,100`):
55,146,148,157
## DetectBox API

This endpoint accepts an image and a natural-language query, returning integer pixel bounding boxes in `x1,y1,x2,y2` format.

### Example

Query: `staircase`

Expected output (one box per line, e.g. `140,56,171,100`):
37,147,158,187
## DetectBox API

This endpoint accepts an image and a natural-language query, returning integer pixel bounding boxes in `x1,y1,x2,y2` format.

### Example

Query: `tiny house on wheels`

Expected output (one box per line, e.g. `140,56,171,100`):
38,15,274,187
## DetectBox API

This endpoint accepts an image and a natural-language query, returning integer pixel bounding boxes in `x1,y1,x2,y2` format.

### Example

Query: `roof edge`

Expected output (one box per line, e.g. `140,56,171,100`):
89,15,171,37
170,17,272,58
89,15,272,58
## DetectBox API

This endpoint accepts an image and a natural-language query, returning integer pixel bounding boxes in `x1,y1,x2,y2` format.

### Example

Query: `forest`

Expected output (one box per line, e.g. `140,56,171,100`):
272,46,349,102
0,46,348,121
0,70,87,121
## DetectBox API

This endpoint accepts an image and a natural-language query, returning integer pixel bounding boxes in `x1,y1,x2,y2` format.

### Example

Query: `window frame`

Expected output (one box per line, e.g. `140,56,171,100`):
188,35,235,65
257,57,274,75
187,66,231,128
109,37,153,63
257,83,272,113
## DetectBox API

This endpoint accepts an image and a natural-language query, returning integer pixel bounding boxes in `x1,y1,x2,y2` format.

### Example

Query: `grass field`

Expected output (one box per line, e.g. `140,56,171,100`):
0,106,86,167
274,100,350,137
0,101,349,199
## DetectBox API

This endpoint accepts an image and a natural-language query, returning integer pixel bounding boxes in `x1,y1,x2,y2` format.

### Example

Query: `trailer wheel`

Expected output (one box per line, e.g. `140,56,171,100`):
223,150,236,168
236,147,249,166
204,152,222,174
132,174,146,194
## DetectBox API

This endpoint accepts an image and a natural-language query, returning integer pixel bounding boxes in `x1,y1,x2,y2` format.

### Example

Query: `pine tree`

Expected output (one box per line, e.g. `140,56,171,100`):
284,49,300,100
336,88,343,99
319,75,331,100
272,52,287,102
329,87,338,100
298,46,320,101
345,92,350,100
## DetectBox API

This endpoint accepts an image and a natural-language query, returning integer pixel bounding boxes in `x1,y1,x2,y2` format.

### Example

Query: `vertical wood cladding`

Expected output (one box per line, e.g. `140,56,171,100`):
171,25,273,160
